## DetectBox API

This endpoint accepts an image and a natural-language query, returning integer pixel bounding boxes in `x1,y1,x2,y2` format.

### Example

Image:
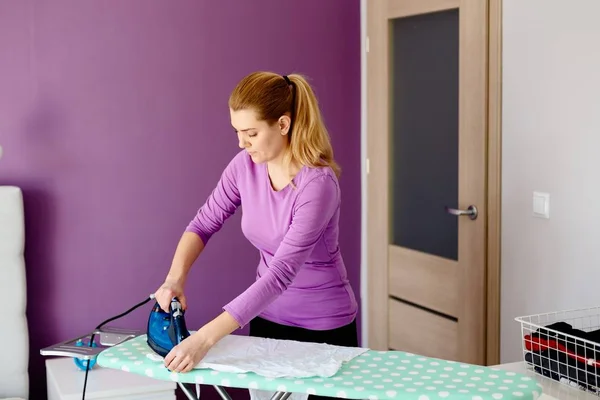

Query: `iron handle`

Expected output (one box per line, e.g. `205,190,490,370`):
445,205,478,220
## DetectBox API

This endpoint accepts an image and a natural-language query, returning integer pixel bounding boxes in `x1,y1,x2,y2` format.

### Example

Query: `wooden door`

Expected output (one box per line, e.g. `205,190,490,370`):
366,0,500,366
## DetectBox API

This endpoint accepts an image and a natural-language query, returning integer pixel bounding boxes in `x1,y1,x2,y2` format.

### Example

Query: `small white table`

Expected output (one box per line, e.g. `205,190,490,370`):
45,357,176,400
494,361,599,400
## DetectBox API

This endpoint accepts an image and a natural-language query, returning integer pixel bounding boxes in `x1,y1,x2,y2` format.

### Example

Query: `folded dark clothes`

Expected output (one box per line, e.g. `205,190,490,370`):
525,350,600,393
525,321,600,365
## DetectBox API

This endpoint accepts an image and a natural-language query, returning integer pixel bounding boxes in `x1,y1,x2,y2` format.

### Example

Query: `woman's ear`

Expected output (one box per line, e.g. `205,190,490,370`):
279,115,291,135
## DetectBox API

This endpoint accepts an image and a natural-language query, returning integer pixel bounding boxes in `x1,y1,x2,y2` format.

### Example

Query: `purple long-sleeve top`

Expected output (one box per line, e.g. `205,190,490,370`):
185,150,358,330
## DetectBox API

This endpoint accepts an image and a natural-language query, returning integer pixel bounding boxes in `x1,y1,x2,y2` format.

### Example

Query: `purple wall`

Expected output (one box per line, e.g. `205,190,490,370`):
0,1,361,399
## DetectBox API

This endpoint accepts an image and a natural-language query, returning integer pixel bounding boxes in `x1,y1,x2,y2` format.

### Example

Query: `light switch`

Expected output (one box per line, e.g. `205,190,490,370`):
533,191,550,218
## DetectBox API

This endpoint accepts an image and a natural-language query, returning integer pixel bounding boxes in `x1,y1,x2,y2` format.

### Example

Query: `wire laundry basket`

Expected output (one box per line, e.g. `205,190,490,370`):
515,306,600,396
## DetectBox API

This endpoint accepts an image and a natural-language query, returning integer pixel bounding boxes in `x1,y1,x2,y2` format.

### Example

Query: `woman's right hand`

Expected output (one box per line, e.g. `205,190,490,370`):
154,278,187,312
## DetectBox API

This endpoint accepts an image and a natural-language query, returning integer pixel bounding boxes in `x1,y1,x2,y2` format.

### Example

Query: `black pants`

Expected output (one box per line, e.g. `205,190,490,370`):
249,317,359,399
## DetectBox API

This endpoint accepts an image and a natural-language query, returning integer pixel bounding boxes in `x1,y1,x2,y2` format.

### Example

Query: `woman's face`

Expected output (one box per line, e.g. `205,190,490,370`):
230,108,290,164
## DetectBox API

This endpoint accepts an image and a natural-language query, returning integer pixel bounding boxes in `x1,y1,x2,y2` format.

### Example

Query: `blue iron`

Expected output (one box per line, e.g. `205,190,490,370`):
147,297,191,357
40,293,194,400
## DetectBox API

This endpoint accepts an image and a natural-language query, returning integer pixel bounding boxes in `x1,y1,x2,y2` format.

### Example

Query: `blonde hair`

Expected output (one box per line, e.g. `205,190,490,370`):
228,71,341,178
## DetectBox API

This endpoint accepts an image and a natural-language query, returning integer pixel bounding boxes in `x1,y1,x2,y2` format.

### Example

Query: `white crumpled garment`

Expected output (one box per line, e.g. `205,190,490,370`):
202,335,367,400
147,334,368,399
196,334,368,378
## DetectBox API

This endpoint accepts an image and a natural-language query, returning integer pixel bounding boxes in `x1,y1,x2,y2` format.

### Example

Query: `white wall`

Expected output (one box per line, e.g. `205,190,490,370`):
360,0,368,347
501,0,600,363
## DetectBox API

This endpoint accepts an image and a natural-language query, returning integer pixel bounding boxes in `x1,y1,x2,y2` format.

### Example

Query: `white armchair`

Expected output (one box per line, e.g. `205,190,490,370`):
0,186,29,399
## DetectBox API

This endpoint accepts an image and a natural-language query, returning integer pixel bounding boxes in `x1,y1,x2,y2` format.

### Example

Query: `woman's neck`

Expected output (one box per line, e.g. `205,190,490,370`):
267,153,303,191
268,149,301,175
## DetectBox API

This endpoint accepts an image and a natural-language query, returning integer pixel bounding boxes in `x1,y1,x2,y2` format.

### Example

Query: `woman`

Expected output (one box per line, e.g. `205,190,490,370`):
154,71,358,377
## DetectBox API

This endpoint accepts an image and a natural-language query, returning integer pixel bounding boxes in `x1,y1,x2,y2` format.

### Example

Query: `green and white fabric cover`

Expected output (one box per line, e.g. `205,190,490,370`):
97,335,542,400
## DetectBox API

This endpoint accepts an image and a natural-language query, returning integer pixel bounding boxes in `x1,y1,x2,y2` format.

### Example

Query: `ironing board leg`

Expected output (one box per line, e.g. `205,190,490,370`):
265,391,292,400
213,386,291,400
178,382,201,400
213,385,233,400
178,383,291,400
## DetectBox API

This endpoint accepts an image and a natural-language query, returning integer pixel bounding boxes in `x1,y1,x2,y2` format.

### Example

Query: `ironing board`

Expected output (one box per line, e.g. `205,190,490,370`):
97,334,542,400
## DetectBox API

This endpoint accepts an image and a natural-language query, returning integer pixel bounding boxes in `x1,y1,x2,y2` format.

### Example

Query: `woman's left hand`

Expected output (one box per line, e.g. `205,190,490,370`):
164,311,240,373
164,331,213,373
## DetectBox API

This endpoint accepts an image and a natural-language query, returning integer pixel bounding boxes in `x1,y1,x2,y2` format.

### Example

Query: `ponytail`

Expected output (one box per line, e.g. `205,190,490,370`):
284,74,341,178
228,71,341,179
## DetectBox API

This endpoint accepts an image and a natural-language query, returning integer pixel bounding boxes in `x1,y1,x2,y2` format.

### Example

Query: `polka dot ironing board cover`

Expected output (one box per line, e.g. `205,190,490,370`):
97,335,542,400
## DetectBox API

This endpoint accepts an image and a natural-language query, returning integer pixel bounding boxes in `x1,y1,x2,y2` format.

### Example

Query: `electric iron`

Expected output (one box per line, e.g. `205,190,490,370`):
40,294,193,400
147,296,191,357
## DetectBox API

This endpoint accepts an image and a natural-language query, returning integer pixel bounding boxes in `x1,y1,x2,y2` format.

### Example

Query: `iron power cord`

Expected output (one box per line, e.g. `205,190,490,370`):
80,293,155,400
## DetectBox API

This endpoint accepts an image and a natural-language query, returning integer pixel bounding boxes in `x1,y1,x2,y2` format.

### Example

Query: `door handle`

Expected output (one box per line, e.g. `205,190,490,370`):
445,205,478,220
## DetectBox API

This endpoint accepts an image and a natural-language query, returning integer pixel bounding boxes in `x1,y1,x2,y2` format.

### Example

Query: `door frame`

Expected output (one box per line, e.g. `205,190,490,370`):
361,0,503,365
